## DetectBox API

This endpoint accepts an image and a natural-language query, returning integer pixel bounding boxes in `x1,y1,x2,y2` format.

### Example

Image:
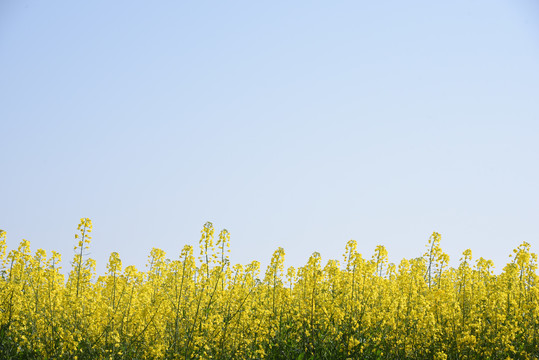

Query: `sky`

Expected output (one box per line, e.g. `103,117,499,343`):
1,0,538,276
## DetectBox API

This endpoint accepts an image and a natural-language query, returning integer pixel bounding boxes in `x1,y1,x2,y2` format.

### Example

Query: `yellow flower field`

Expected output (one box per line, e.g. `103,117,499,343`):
0,219,537,359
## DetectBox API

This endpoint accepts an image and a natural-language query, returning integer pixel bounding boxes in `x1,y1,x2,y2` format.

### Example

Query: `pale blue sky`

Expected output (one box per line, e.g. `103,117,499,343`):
1,0,538,275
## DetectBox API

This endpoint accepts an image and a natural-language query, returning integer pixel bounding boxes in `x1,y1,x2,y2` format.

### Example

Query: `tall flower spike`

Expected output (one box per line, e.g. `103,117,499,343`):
0,229,6,272
199,221,215,277
71,218,93,297
343,239,357,272
216,229,231,267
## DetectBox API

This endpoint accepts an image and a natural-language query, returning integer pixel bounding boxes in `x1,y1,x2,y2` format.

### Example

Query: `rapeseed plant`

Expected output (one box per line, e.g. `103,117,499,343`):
0,219,537,359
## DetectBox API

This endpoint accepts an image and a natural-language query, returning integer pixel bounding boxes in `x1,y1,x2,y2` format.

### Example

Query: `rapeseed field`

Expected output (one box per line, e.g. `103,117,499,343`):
0,219,537,359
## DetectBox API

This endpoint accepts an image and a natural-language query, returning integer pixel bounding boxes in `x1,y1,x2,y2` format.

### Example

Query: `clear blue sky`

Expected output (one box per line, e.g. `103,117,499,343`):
1,0,538,275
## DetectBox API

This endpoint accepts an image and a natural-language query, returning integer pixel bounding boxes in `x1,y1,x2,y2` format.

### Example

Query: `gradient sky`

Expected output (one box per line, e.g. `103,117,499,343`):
1,0,538,276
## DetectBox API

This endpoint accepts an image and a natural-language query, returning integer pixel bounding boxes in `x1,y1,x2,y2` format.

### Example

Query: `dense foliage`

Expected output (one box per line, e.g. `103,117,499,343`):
0,219,537,359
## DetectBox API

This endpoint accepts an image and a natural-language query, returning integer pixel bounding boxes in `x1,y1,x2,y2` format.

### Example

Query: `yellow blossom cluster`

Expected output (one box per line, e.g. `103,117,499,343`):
0,221,537,359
